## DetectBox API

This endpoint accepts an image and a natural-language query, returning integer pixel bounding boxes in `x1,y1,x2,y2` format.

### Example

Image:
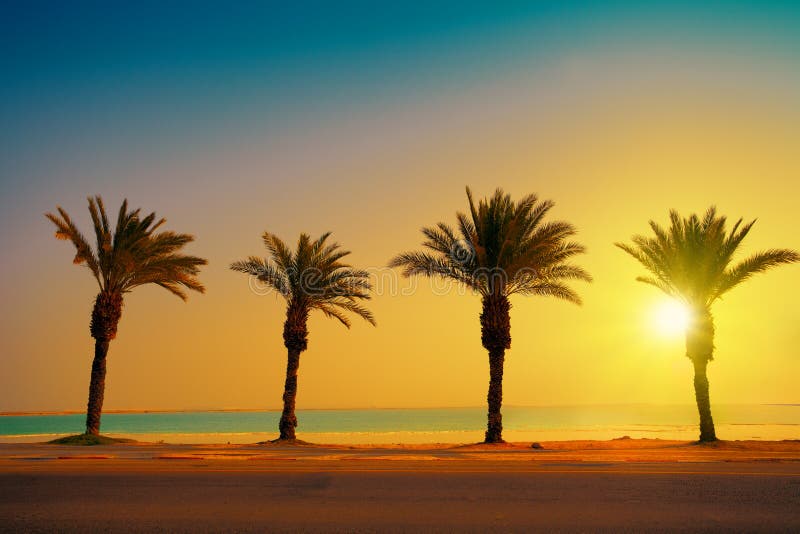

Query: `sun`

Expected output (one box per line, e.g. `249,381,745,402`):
653,298,692,336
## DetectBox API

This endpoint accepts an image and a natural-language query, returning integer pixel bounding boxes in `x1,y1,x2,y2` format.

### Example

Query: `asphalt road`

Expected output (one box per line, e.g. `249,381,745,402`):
2,461,799,532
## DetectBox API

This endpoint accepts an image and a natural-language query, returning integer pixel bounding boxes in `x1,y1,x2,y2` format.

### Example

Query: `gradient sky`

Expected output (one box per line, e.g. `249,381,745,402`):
1,1,799,411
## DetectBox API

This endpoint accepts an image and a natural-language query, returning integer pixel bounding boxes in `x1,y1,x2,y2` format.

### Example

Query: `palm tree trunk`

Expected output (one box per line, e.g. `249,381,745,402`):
481,294,511,443
85,340,110,435
486,347,505,443
686,309,717,442
278,349,301,440
692,358,717,442
86,292,123,435
279,301,309,440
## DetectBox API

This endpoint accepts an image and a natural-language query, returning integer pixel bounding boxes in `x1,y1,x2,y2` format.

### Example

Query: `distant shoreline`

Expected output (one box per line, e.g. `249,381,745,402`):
2,403,799,417
0,408,275,417
0,402,800,417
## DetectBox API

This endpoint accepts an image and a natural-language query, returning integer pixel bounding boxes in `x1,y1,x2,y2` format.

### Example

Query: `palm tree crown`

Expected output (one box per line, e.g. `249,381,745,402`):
231,231,375,327
390,187,592,299
615,207,798,310
46,196,206,301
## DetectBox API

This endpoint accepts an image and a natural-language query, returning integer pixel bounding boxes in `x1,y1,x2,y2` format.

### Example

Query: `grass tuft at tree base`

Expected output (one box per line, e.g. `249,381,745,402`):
47,433,136,446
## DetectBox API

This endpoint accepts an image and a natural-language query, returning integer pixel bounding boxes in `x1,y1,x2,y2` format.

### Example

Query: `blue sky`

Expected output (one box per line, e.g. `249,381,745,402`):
3,1,798,190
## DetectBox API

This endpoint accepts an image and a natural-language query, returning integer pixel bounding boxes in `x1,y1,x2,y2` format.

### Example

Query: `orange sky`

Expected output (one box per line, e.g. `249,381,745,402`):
1,8,799,412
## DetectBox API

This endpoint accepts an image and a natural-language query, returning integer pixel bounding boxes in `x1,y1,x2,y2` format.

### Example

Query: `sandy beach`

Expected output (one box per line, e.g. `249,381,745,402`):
2,438,799,532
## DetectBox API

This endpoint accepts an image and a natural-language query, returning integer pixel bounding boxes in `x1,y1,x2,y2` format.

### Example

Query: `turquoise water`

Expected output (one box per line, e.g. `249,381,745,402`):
1,404,798,443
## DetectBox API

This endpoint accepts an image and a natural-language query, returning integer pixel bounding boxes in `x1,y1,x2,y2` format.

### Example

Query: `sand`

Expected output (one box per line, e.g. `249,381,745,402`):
2,439,799,532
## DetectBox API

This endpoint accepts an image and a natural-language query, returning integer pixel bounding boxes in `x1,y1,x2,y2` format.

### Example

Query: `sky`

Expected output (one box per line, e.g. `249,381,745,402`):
1,1,799,412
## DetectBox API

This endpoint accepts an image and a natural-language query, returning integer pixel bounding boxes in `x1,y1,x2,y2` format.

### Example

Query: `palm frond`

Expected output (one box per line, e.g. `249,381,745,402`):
390,187,590,303
421,224,457,256
233,231,376,328
515,280,583,305
262,232,294,273
46,206,101,286
317,303,353,328
714,249,800,299
317,297,376,326
618,207,798,306
635,276,676,297
230,257,290,297
48,197,207,300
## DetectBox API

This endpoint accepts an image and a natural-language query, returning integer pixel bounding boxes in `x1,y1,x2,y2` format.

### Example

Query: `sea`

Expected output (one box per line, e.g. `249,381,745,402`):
1,404,798,444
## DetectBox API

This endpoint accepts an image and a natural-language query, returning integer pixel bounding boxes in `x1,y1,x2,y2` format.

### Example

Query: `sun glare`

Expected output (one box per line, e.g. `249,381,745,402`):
653,298,692,337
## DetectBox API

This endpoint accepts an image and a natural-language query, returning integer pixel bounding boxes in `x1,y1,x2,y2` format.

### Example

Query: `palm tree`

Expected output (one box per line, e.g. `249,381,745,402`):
616,207,798,442
231,231,376,441
389,187,592,443
46,196,207,437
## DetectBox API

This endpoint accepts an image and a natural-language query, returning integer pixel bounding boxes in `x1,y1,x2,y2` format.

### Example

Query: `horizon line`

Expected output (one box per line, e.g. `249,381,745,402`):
2,402,798,417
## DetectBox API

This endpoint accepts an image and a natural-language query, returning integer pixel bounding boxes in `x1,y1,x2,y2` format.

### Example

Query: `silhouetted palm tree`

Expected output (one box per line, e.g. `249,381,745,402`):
231,232,376,441
47,197,207,436
390,187,591,443
616,207,798,442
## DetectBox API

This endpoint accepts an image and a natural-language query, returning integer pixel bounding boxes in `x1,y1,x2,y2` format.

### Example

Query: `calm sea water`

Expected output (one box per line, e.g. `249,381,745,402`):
1,405,798,443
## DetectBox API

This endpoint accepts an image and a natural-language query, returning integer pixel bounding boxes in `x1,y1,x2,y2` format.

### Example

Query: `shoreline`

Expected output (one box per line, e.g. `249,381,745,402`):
3,426,798,444
2,436,800,456
5,404,797,445
0,408,281,417
4,402,798,417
